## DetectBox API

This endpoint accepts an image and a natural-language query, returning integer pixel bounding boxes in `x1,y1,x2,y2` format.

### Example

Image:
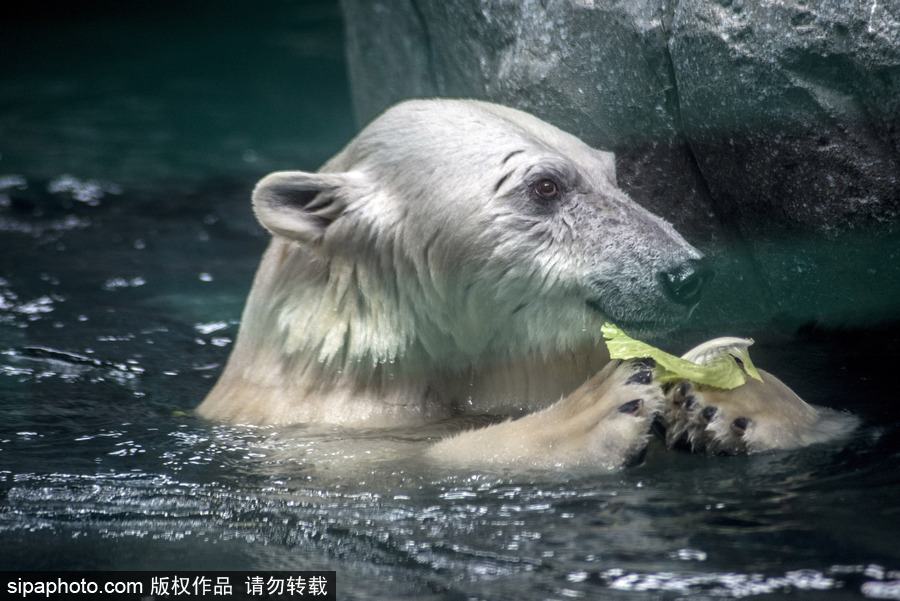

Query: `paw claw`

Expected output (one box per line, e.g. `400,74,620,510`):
699,406,717,423
626,369,654,385
618,398,644,415
731,417,750,435
672,381,691,405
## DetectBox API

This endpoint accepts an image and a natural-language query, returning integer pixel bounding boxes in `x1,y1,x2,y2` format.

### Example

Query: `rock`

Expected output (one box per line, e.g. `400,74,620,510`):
338,0,900,329
670,0,900,236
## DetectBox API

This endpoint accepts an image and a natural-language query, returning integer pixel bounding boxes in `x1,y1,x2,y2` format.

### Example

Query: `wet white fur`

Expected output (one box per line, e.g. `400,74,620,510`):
198,99,854,468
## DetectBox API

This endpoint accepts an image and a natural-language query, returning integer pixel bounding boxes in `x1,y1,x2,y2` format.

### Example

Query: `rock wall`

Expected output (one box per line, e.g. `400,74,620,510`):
339,0,900,330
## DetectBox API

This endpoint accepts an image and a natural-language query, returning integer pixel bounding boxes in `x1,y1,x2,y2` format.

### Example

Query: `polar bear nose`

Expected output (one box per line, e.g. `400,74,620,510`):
660,259,713,306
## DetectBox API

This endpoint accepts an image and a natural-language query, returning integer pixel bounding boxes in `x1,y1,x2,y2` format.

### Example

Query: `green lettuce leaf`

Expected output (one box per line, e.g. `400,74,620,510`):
601,323,763,390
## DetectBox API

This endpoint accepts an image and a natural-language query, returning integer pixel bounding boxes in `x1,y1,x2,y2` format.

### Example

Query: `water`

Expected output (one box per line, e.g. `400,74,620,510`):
2,2,900,599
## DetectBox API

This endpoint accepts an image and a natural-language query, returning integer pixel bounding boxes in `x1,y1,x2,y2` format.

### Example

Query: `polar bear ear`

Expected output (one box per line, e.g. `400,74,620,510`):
252,170,363,243
597,150,618,187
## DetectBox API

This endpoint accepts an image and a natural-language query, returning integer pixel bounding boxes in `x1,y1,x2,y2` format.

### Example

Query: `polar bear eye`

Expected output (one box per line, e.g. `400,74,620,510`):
533,179,560,200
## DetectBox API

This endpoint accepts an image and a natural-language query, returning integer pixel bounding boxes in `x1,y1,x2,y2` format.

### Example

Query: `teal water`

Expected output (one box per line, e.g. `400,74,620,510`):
1,2,900,600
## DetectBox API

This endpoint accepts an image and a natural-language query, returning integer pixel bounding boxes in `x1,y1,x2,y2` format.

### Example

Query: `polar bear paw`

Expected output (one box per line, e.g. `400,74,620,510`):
658,371,857,455
428,358,666,470
576,358,667,468
660,379,751,454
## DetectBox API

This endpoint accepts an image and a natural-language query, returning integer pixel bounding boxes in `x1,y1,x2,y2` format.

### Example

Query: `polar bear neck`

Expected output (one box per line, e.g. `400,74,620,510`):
216,237,610,423
265,234,605,366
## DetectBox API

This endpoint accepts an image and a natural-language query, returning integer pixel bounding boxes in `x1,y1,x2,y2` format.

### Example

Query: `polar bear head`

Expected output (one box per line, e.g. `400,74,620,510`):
249,100,709,370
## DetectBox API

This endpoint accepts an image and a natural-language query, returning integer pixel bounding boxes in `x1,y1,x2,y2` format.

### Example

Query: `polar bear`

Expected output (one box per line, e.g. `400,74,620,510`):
198,99,854,469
